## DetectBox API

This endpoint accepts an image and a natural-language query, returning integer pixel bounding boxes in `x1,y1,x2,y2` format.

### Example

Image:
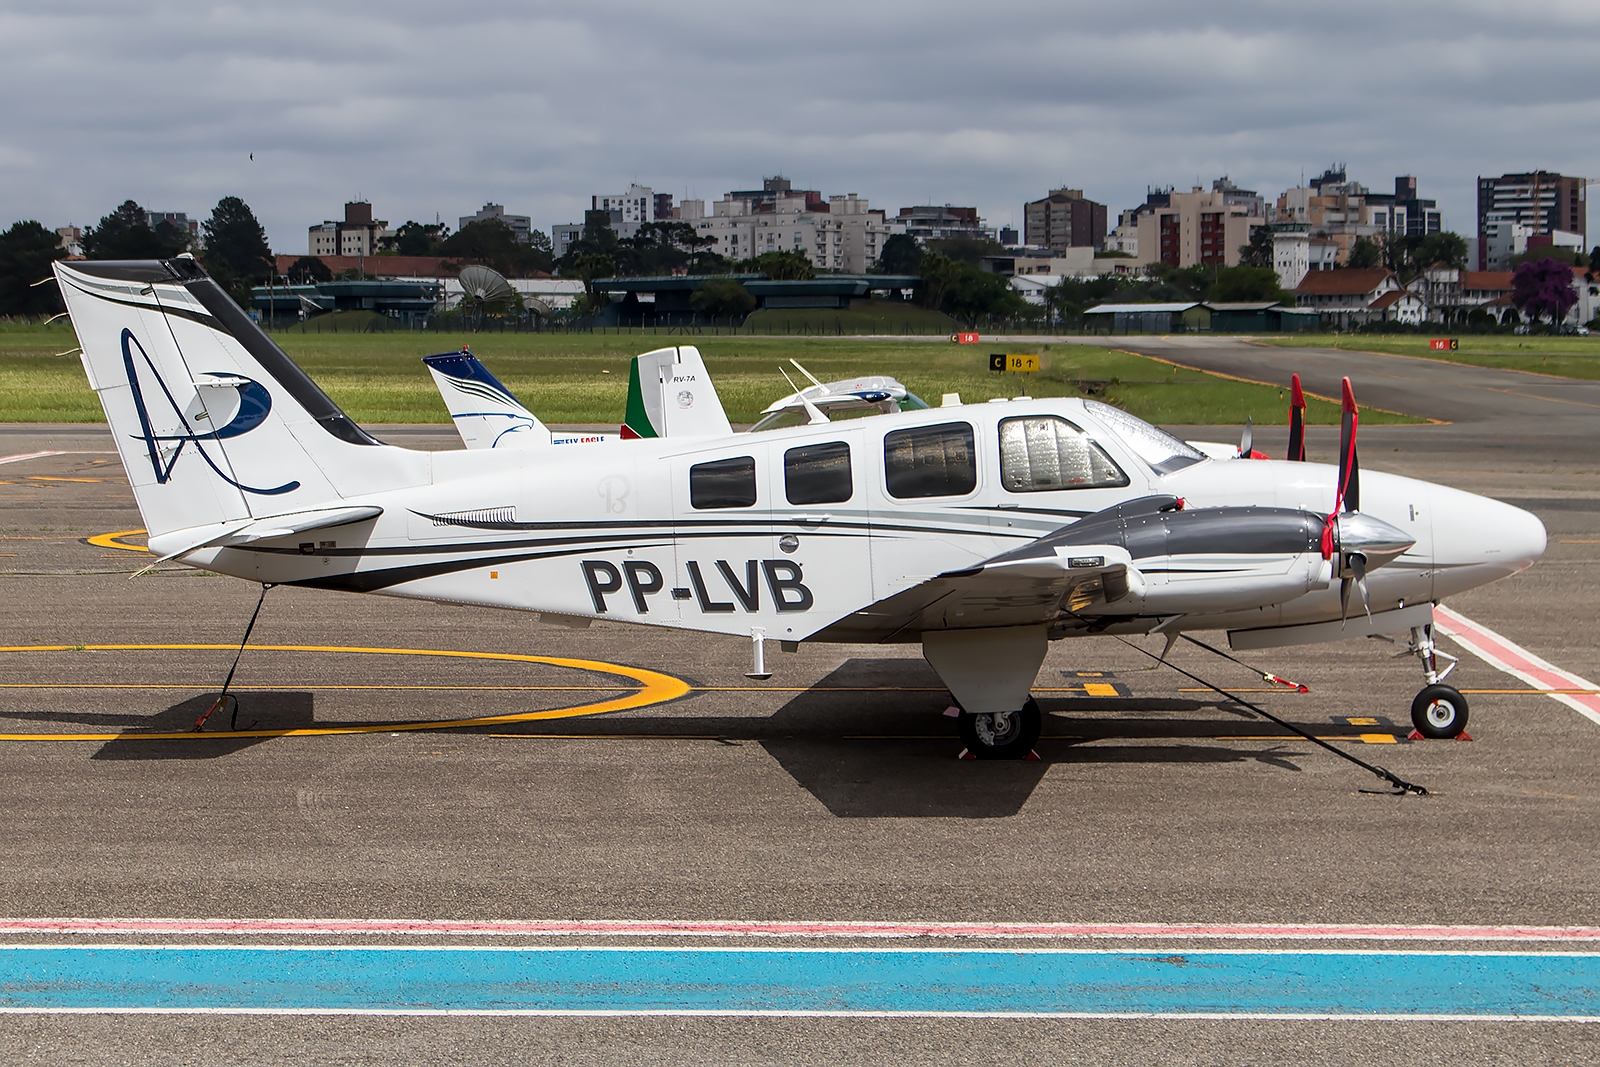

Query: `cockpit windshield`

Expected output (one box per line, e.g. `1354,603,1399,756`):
1082,400,1205,475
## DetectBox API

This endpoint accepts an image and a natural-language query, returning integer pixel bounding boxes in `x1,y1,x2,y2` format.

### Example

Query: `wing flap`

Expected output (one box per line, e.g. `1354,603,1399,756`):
810,545,1142,643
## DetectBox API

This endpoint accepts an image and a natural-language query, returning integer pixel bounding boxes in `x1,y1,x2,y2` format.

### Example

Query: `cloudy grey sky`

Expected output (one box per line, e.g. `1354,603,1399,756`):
4,1,1598,251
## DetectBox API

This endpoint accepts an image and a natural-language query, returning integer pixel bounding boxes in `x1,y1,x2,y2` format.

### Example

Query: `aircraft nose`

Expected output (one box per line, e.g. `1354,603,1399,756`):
1495,498,1548,569
1431,488,1547,588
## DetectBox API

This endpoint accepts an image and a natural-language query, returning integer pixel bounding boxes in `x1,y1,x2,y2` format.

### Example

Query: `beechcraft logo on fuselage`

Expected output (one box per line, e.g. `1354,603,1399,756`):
119,328,299,495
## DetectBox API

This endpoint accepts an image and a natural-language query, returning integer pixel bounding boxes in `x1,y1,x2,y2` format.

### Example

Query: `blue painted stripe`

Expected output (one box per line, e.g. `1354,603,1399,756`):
2,948,1599,1016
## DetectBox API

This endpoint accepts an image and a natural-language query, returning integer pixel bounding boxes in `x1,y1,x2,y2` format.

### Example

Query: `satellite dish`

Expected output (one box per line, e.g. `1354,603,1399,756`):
458,264,514,305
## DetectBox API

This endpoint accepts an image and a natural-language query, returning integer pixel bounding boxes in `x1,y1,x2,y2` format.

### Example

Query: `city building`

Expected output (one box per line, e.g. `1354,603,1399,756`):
688,182,893,272
726,176,821,212
1271,223,1339,289
981,247,1148,279
308,202,392,258
1272,170,1440,265
1105,188,1172,258
458,203,533,243
895,205,992,243
1211,176,1265,219
999,226,1019,246
1023,188,1106,251
1411,266,1515,324
144,211,201,249
55,225,84,258
1136,184,1264,268
593,183,661,226
1290,268,1404,328
1477,171,1588,269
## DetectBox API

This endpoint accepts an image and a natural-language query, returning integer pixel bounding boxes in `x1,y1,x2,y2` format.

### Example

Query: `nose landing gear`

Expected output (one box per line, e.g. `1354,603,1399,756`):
1401,624,1468,739
959,698,1042,760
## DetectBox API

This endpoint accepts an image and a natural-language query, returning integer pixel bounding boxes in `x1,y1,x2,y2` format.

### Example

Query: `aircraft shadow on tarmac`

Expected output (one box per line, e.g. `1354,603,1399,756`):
92,693,314,760
5,661,1346,810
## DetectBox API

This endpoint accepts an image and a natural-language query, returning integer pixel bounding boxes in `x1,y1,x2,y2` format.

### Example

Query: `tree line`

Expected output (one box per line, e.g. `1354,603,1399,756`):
0,196,275,316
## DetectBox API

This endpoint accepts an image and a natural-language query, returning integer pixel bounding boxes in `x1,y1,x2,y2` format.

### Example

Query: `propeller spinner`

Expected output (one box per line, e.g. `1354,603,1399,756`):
1321,376,1393,623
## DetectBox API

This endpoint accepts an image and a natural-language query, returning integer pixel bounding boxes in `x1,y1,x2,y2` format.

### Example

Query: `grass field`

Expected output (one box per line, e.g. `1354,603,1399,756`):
0,323,1421,426
1257,333,1600,379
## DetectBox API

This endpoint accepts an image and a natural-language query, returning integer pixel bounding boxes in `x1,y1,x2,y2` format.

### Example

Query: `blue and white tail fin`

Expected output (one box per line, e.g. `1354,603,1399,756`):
423,350,552,449
55,258,428,556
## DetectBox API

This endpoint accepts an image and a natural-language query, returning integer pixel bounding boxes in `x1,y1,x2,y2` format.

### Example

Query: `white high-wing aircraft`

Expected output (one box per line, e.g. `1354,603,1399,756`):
54,258,1547,757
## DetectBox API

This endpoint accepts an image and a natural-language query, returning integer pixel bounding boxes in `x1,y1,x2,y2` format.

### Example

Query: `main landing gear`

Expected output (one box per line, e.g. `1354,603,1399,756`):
1400,624,1468,739
958,698,1043,760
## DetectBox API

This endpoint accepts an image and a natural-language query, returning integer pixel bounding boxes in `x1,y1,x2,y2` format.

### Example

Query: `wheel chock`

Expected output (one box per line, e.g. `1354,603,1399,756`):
1405,728,1474,741
1025,749,1041,762
942,705,961,718
958,748,975,760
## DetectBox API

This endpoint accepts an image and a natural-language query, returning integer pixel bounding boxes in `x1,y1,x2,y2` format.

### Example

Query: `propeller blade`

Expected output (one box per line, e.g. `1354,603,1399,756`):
1287,374,1306,461
1337,377,1360,513
1350,551,1371,620
1239,417,1253,459
1339,575,1352,625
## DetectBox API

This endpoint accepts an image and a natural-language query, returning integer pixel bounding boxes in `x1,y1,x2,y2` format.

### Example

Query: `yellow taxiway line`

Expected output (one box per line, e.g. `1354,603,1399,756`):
85,529,150,553
0,644,690,741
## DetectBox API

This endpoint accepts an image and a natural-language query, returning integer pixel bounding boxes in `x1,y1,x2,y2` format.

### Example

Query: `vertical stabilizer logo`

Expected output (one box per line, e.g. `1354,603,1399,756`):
120,328,299,495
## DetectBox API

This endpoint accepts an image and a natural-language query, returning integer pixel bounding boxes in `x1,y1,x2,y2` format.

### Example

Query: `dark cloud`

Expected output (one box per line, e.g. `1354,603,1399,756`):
2,1,1596,246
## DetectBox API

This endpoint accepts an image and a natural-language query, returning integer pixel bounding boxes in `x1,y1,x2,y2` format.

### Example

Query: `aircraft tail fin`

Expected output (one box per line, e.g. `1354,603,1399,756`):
422,349,551,449
621,346,731,439
54,258,427,556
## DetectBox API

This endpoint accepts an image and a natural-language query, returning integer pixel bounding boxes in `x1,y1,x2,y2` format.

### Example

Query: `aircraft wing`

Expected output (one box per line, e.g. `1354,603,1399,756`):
808,544,1141,643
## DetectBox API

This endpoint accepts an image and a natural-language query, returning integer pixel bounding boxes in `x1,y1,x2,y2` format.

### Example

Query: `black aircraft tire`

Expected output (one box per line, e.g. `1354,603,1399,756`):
1411,684,1469,739
959,698,1042,760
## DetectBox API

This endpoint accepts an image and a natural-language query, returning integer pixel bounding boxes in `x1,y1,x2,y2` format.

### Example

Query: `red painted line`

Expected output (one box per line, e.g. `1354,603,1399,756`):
2,918,1599,942
1435,606,1600,726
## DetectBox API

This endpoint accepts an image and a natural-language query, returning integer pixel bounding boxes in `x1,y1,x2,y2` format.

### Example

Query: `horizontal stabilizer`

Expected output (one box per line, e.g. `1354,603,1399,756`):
147,505,384,562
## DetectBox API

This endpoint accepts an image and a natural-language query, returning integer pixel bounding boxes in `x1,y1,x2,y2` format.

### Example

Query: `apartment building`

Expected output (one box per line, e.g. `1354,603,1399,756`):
1023,188,1106,251
896,205,991,242
308,202,392,258
1477,171,1588,269
459,203,533,243
689,186,893,272
1273,169,1441,264
1135,185,1262,268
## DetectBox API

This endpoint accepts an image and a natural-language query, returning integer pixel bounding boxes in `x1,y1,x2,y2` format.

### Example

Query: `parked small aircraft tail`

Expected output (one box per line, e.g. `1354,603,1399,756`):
422,349,552,449
52,257,427,559
621,346,731,439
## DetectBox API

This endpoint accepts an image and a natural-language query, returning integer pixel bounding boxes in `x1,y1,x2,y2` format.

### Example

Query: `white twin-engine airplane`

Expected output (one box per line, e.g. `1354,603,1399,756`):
55,258,1547,758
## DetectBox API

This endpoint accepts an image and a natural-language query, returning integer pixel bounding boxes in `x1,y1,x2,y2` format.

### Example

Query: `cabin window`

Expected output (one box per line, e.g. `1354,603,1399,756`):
883,423,976,499
690,456,757,509
999,416,1128,492
785,442,853,505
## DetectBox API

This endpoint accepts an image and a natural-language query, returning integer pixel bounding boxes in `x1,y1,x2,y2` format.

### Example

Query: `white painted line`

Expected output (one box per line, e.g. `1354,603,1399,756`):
1436,605,1600,726
5,918,1600,942
0,450,115,467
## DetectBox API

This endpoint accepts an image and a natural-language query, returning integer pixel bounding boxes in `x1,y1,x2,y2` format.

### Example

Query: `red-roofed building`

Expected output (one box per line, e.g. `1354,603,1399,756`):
1367,289,1426,324
1291,269,1397,323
